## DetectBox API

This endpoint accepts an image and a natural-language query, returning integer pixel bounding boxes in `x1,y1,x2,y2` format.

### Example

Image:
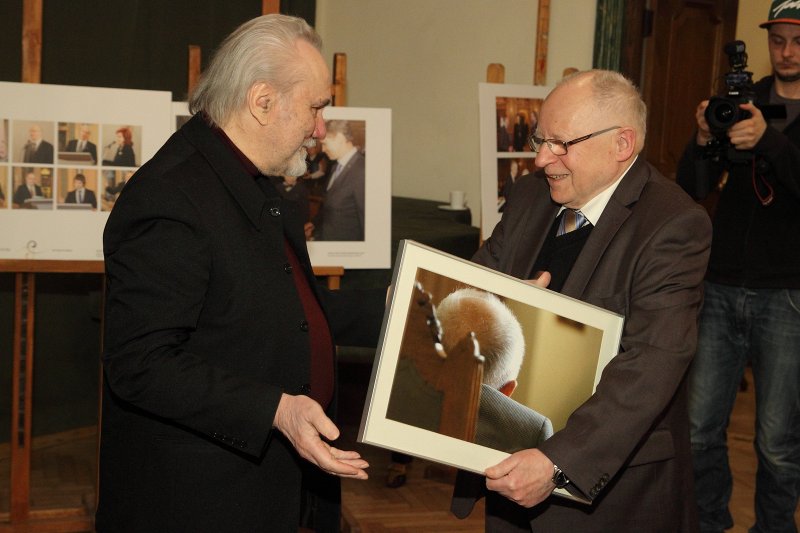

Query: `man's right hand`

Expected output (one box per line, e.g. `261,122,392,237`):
695,100,713,146
273,393,369,479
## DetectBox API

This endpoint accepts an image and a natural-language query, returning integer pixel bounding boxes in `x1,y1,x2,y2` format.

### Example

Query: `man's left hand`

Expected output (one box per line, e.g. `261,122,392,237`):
485,448,556,508
273,394,369,479
727,103,767,151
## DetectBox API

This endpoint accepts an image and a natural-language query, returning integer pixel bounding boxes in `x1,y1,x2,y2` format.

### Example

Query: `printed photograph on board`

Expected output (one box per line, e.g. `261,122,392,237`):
57,168,98,210
11,166,53,209
101,124,141,168
101,169,134,212
58,122,100,165
13,120,56,165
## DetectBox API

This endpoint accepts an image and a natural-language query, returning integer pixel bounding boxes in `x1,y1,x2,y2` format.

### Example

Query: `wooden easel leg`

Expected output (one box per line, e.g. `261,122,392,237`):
10,272,35,523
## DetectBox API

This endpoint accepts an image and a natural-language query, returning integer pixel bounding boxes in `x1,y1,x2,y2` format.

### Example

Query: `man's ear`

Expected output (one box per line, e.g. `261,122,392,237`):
248,82,276,126
615,127,636,161
498,380,518,397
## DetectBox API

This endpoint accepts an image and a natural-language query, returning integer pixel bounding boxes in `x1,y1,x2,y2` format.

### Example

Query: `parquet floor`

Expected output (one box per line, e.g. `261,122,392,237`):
337,365,800,532
0,367,797,532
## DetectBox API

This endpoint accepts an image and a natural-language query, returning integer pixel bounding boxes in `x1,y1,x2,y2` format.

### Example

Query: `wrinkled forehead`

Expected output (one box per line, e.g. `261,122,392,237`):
295,40,331,99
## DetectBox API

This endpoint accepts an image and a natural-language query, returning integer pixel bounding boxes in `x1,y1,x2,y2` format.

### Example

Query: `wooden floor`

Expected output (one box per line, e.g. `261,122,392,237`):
0,367,797,531
337,365,799,532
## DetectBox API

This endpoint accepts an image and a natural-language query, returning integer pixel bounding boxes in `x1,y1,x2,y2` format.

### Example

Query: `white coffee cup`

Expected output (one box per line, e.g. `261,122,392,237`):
449,190,466,209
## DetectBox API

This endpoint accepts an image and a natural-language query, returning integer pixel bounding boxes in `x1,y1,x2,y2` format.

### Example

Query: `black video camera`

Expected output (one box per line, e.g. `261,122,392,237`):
704,40,756,163
705,41,755,134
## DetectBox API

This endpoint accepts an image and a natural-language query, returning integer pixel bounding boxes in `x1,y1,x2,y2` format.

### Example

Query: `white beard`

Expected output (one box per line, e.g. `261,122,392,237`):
284,147,309,177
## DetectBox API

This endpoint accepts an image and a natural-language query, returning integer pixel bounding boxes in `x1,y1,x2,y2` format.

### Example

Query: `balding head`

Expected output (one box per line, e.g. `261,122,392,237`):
436,288,525,389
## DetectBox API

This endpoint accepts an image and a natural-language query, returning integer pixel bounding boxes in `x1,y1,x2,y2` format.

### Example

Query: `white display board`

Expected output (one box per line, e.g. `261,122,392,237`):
0,82,173,260
478,82,552,238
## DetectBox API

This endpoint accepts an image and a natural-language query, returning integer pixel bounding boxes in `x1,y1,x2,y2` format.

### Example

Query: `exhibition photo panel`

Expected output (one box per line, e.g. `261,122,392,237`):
0,81,172,259
479,83,550,236
303,106,392,269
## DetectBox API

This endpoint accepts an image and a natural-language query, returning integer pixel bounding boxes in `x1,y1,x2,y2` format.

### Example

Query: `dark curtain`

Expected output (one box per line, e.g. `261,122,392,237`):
593,0,626,71
0,0,316,100
0,0,316,441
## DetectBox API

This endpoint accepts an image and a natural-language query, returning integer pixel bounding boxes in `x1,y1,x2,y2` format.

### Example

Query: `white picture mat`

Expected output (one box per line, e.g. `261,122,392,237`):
358,240,623,501
0,82,173,260
478,82,551,237
308,106,391,269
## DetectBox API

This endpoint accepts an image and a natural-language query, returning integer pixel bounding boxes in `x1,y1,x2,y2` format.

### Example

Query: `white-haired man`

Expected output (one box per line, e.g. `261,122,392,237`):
98,14,385,532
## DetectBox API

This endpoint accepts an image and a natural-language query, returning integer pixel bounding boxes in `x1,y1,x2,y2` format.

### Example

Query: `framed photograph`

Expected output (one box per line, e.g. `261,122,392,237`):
358,240,624,502
478,83,551,237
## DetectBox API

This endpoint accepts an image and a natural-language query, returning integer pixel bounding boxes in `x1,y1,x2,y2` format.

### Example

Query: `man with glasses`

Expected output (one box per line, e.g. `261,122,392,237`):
452,69,711,532
677,2,800,531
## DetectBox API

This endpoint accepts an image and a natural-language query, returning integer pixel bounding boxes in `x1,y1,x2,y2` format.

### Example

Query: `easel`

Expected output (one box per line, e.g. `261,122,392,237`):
2,1,100,531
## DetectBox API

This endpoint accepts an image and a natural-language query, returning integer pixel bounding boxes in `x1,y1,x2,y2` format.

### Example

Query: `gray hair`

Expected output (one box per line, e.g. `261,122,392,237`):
189,14,322,127
560,69,647,151
435,288,525,389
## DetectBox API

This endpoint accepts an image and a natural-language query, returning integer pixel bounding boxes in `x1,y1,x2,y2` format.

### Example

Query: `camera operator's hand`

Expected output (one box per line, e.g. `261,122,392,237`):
695,100,713,146
727,102,767,151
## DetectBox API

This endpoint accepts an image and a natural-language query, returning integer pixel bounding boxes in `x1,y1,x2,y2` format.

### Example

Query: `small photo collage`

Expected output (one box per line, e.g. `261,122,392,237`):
0,118,140,211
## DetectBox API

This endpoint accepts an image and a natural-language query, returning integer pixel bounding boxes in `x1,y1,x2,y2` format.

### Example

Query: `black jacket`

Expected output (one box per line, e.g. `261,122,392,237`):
97,114,384,532
677,76,800,288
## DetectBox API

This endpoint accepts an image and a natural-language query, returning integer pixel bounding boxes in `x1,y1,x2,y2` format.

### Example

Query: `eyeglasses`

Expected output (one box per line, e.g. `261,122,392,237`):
528,126,620,156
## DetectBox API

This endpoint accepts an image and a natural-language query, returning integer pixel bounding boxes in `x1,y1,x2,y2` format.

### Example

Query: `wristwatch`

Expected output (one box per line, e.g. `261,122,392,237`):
552,464,570,489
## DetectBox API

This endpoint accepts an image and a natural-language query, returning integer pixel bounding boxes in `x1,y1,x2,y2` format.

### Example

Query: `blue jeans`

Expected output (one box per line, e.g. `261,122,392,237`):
689,282,800,533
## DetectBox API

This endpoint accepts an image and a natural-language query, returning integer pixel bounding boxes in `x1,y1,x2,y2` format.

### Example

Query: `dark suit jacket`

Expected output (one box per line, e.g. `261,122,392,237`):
461,157,710,532
475,385,553,454
316,151,365,241
97,114,385,532
452,385,554,522
65,139,98,163
64,188,97,208
13,184,43,206
23,139,54,163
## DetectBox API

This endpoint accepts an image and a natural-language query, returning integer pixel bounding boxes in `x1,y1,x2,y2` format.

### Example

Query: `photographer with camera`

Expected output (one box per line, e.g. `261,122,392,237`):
676,2,800,532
